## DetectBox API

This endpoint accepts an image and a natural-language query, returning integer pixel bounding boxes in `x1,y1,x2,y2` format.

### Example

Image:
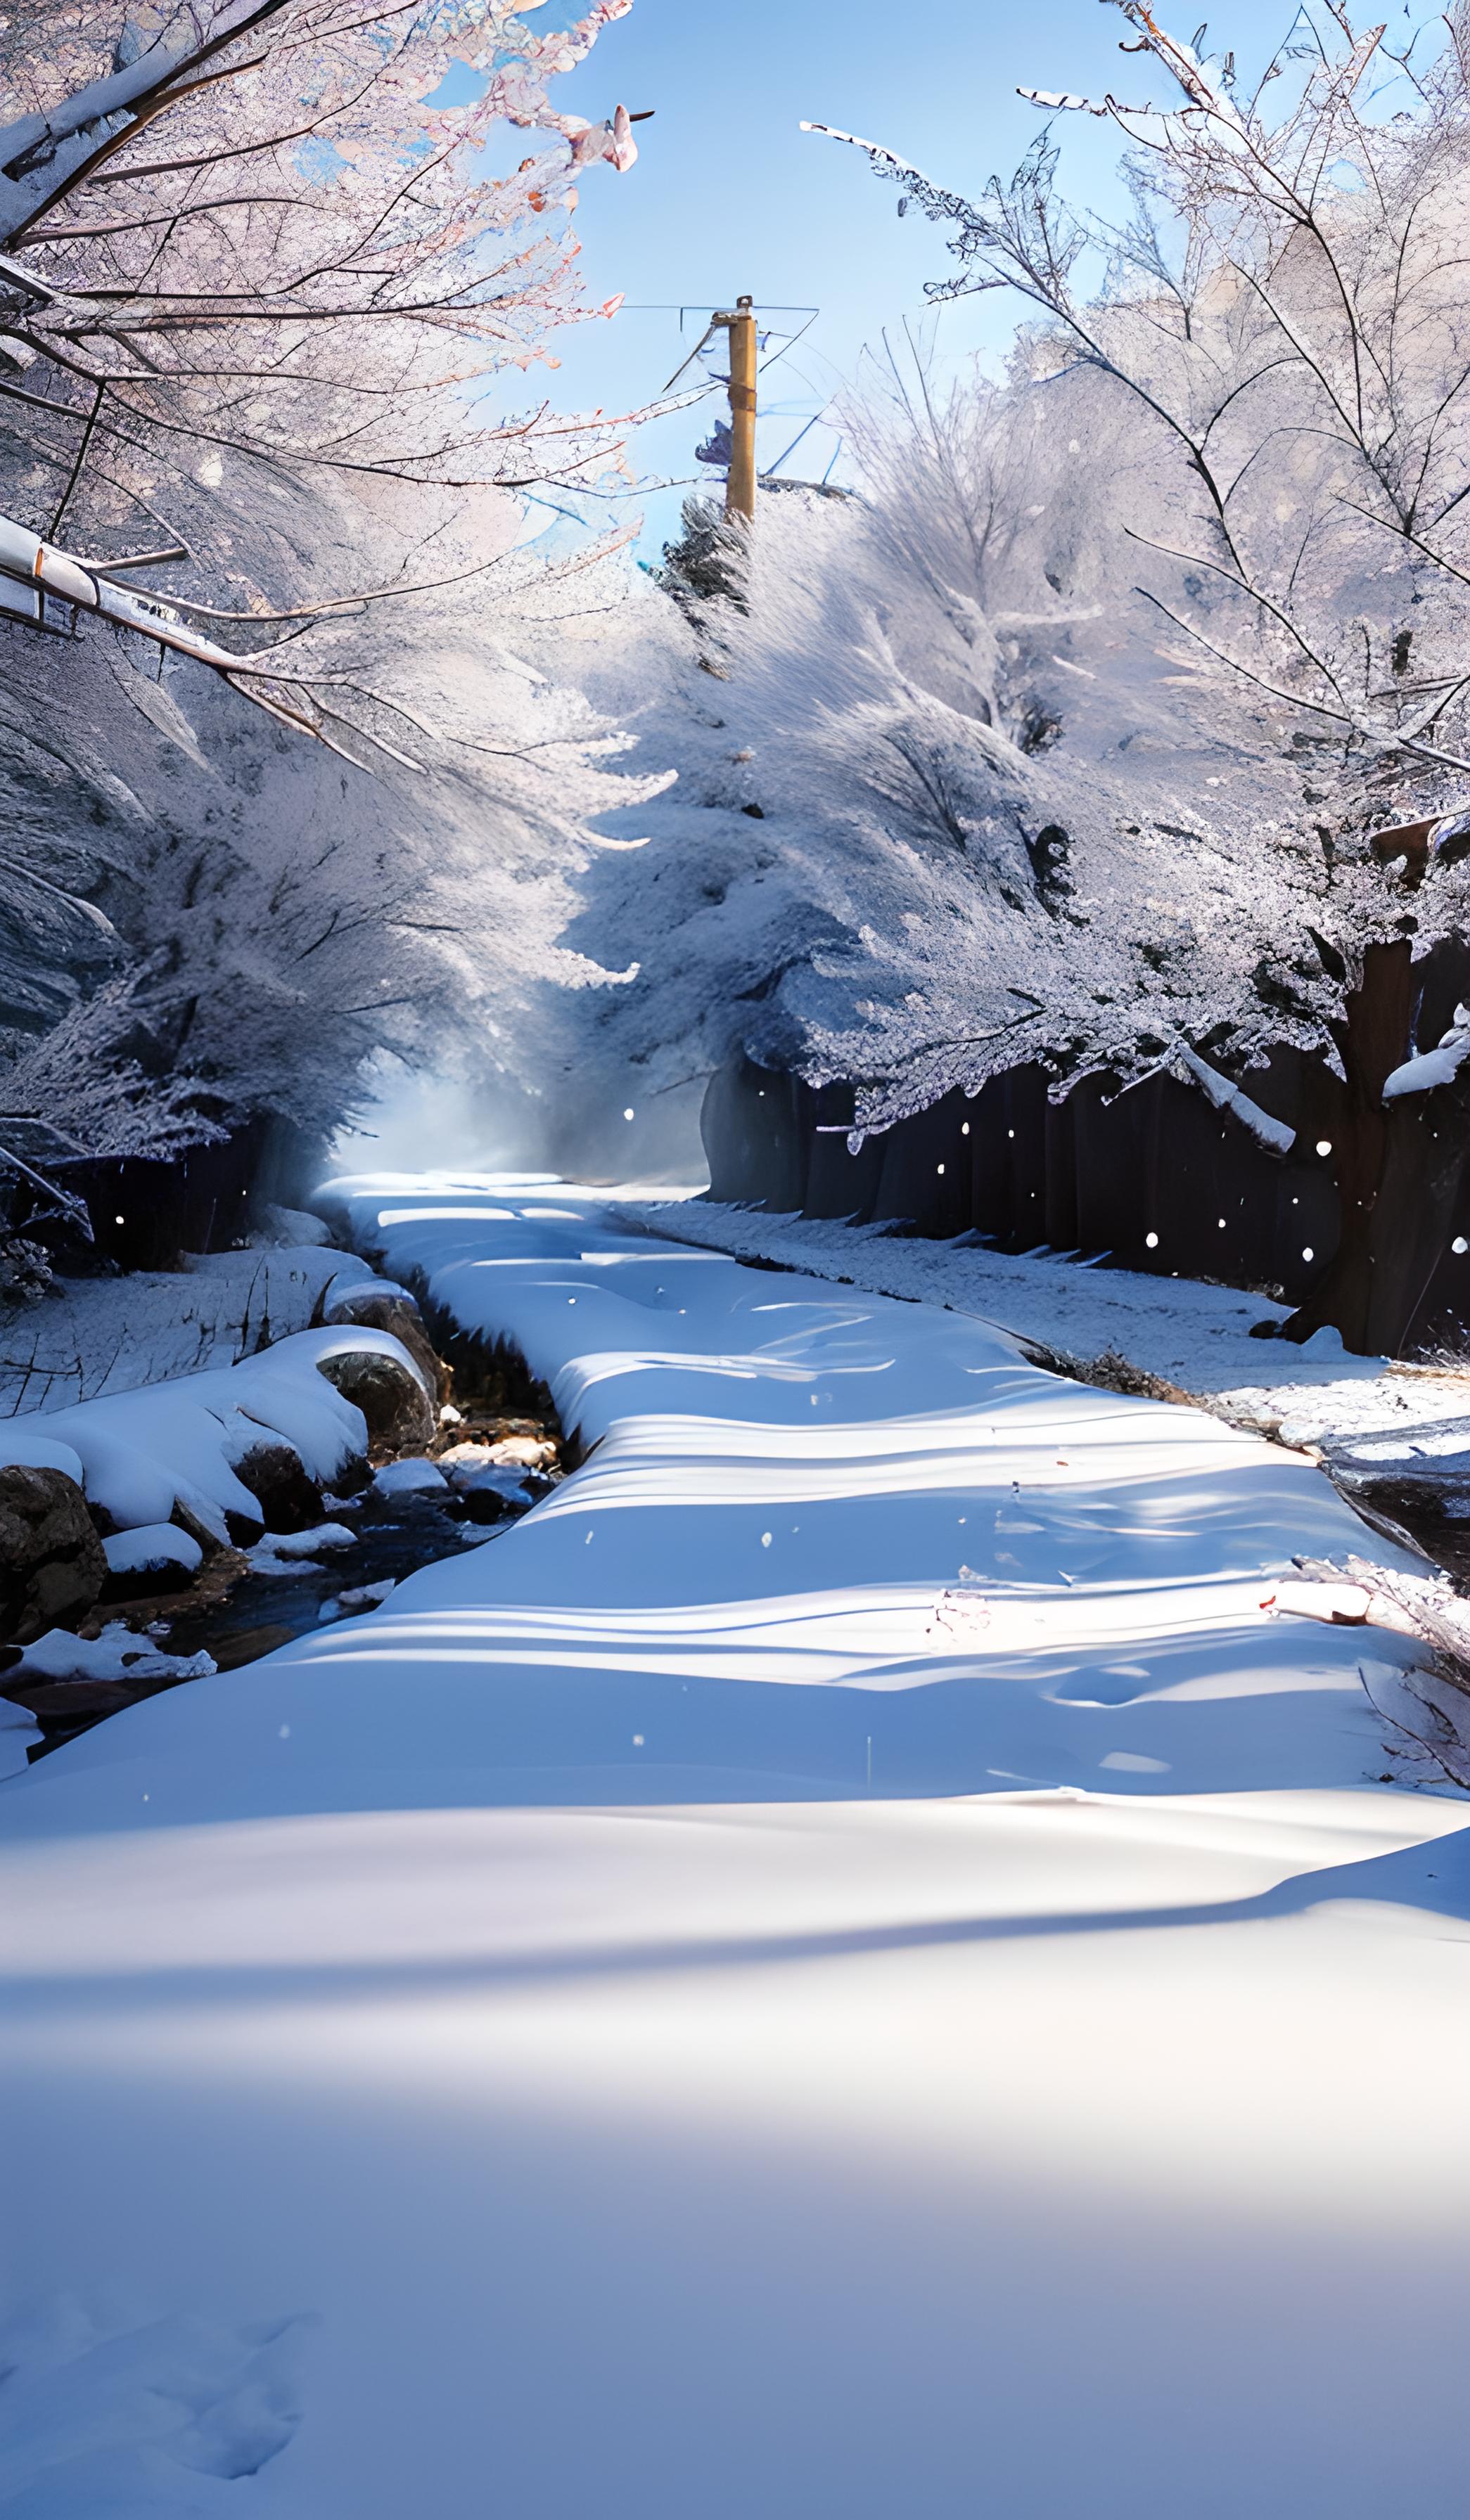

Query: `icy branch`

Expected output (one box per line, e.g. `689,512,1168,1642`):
1382,1006,1470,1100
0,5,274,245
1172,1046,1295,1153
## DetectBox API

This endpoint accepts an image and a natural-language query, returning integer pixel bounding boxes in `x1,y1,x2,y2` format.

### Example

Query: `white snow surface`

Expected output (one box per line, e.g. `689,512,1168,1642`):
0,1246,381,1418
0,1325,428,1542
621,1195,1470,1466
0,1691,37,1779
10,1621,216,1687
101,1524,203,1580
4,1171,1470,2514
371,1455,448,1496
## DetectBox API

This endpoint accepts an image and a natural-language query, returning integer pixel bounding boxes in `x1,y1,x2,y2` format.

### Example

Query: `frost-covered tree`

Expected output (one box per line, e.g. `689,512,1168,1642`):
0,0,640,737
0,0,643,1249
563,435,1307,1159
636,1,1470,1350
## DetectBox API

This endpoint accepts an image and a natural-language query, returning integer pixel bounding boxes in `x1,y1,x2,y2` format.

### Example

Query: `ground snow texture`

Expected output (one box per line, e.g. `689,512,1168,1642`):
0,1325,427,1548
620,1195,1470,1460
0,1247,380,1419
4,1174,1470,2516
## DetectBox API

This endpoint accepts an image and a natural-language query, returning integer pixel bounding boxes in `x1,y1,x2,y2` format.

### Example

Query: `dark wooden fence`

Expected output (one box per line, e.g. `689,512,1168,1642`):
701,1024,1470,1356
14,1115,324,1273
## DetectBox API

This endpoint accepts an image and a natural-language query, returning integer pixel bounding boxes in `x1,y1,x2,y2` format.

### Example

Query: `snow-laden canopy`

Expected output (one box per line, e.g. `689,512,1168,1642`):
553,451,1469,1142
553,6,1470,1145
0,0,644,1194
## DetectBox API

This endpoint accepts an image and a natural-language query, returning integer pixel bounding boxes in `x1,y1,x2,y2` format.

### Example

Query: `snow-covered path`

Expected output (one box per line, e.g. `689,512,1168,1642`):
4,1176,1470,2516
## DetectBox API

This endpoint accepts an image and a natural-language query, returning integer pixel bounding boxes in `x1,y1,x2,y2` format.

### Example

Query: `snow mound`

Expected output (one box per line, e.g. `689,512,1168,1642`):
0,1430,85,1484
319,1579,397,1622
3,1327,426,1543
260,1524,359,1559
102,1525,203,1580
371,1458,448,1496
248,1524,359,1574
11,1621,215,1685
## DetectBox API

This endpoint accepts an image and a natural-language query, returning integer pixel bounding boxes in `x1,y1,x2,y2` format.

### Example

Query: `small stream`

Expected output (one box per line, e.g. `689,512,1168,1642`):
16,1440,555,1762
1,1260,569,1763
1350,1477,1470,1590
162,1485,501,1671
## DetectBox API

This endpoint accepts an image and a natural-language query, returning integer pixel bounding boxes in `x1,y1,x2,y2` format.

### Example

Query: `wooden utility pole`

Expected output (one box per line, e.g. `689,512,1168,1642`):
720,295,758,524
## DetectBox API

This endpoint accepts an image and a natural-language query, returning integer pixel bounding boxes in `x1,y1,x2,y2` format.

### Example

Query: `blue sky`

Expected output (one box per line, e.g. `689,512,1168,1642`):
530,0,1310,551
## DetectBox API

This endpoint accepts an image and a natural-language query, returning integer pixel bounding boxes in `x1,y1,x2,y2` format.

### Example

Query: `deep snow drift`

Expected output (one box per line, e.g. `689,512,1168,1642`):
620,1194,1470,1465
3,1174,1470,2516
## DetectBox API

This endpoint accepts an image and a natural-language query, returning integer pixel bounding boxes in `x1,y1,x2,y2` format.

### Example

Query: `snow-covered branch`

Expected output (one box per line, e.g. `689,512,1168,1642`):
1169,1046,1296,1152
0,1,653,1223
1382,1004,1470,1099
0,1,641,673
808,6,1470,786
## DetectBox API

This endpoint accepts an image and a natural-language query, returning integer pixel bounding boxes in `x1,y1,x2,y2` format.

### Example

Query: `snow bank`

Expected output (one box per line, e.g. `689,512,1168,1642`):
4,1326,430,1545
4,1173,1470,2516
615,1193,1470,1463
0,1245,381,1419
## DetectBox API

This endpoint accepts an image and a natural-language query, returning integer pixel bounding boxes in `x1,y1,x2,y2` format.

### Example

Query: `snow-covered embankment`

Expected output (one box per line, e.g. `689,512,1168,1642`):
2,1175,1470,2516
0,1260,439,1768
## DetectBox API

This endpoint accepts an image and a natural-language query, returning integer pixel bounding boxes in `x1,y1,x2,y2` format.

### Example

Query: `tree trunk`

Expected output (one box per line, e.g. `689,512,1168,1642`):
1279,939,1470,1354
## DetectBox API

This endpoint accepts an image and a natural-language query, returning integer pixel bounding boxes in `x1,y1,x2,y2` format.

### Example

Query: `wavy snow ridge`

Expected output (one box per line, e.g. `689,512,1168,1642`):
4,1176,1470,2515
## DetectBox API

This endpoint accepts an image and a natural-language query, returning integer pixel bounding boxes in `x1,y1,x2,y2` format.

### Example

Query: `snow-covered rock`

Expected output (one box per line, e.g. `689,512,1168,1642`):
322,1283,443,1406
248,1523,358,1574
454,1466,537,1519
1,1327,430,1545
314,1346,435,1449
275,1523,358,1556
9,1621,215,1685
319,1579,397,1621
102,1524,203,1581
372,1458,449,1497
440,1436,555,1479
